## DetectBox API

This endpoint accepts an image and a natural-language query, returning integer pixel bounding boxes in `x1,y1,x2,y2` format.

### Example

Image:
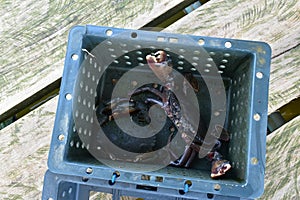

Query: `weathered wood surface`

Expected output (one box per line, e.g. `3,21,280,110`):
165,0,300,113
0,97,57,199
268,45,300,112
0,0,186,114
1,0,299,199
261,116,300,200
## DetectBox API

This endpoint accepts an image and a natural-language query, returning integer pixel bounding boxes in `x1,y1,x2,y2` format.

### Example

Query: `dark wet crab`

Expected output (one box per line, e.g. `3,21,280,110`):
99,50,231,178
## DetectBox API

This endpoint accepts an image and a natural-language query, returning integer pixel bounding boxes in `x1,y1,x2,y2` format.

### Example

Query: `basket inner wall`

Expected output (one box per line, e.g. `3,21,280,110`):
65,35,254,184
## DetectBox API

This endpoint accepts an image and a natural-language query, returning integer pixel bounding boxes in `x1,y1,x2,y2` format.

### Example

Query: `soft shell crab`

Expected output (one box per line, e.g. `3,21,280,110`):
98,50,231,178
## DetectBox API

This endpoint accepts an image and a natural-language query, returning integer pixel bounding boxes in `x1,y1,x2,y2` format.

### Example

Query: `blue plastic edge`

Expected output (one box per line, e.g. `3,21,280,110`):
42,170,248,200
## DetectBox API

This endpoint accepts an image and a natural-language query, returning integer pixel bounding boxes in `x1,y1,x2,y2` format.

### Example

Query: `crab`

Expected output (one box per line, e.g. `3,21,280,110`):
98,50,231,178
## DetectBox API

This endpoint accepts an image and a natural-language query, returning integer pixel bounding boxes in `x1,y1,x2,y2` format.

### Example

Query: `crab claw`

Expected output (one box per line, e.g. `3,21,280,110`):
210,160,231,178
146,50,173,83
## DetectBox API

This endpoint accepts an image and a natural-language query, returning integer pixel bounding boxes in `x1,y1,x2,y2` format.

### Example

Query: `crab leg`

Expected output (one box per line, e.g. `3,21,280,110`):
145,98,164,107
98,98,143,126
129,86,166,101
170,146,198,168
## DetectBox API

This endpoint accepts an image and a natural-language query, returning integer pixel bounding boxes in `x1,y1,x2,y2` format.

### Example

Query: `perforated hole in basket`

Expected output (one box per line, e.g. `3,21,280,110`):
227,68,251,179
58,182,76,199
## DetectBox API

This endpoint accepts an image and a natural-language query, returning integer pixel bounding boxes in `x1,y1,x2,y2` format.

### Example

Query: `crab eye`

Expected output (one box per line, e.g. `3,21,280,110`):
154,52,160,57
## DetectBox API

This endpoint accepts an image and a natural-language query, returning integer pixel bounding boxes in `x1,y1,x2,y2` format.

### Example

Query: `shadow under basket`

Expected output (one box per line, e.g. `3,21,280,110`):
47,25,271,199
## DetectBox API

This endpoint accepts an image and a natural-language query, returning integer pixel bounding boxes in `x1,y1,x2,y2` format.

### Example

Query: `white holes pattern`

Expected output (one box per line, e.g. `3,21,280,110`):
229,72,249,171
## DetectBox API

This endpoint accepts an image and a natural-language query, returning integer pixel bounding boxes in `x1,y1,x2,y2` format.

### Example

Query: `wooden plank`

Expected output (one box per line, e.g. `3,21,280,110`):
0,96,57,199
0,0,187,115
165,0,300,112
259,116,300,200
269,45,300,112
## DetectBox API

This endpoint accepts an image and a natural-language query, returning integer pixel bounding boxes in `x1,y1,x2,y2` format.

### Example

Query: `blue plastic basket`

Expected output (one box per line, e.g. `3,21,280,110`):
47,25,271,199
42,170,249,200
